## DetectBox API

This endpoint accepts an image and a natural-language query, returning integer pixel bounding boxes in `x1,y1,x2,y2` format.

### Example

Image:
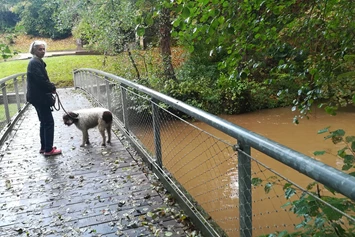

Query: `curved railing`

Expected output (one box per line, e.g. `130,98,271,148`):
0,73,28,145
73,68,355,237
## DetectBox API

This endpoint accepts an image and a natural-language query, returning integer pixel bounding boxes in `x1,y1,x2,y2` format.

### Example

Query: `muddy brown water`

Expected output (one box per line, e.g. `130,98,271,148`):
216,106,355,235
219,106,355,169
136,105,355,236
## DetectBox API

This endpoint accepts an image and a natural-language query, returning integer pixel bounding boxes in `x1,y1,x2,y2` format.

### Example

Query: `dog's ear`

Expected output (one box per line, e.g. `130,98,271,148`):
69,112,79,118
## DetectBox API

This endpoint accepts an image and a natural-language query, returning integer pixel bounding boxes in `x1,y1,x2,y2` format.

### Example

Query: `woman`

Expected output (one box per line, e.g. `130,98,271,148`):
26,41,62,156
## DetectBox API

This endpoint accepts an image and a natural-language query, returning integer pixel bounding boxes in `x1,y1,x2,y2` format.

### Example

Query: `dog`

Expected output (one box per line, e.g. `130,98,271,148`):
63,107,113,147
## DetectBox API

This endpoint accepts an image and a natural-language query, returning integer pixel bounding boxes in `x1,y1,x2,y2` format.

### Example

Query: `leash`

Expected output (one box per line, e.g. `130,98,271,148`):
52,92,63,112
52,92,77,119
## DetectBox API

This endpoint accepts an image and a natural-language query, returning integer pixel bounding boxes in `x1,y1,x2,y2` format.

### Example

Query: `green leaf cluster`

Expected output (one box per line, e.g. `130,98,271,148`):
171,0,355,116
0,43,16,60
12,0,71,39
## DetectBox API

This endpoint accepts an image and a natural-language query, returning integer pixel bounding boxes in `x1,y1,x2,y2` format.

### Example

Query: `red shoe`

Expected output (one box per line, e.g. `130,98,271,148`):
40,146,57,154
44,148,62,156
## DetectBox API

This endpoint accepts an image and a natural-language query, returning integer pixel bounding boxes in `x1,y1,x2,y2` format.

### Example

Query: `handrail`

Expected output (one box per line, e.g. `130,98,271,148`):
0,73,26,84
0,73,28,146
75,68,355,201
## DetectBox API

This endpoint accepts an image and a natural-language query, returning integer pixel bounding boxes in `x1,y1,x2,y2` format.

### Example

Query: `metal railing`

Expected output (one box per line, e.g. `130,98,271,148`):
0,73,28,146
73,68,355,237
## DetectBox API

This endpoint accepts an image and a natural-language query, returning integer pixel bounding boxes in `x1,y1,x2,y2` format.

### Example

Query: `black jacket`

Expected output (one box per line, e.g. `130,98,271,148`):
26,57,56,106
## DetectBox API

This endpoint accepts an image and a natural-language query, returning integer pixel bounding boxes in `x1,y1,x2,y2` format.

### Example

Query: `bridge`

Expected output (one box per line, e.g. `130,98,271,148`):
1,70,355,237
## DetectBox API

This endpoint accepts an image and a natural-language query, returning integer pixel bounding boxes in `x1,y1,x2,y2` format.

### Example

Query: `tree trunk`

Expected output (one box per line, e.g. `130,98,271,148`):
127,47,140,80
159,7,177,82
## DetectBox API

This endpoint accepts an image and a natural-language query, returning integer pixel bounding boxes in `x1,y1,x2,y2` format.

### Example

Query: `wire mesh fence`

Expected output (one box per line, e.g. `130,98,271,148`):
74,69,355,237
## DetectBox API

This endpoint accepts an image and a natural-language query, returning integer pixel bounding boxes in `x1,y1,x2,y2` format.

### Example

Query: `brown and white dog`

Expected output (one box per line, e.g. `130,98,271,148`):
63,107,113,147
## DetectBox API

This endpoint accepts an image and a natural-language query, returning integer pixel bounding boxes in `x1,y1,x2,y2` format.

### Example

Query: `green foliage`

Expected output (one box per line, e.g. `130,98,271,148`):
170,0,355,117
0,43,13,60
13,0,71,39
160,43,295,114
165,51,222,113
0,0,20,33
58,0,137,54
0,9,19,32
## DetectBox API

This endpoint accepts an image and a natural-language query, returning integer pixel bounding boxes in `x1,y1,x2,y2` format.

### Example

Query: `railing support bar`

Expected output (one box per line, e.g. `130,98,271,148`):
96,75,100,102
237,142,252,237
152,99,162,167
73,69,77,88
21,75,26,102
120,85,129,131
1,83,11,124
13,77,21,111
90,72,94,95
105,79,112,111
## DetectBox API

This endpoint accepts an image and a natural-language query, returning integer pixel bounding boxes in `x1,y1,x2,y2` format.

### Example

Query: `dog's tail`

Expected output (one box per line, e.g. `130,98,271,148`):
102,111,113,124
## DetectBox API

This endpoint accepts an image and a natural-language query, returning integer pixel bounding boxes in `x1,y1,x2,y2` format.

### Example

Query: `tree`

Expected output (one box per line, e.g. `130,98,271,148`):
0,10,19,33
57,0,142,78
13,0,71,38
158,7,177,81
57,0,178,81
169,0,355,118
0,0,20,33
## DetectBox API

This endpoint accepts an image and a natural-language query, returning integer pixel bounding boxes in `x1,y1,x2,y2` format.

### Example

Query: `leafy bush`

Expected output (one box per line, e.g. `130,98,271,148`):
13,0,71,39
0,10,19,33
163,52,222,114
0,43,16,60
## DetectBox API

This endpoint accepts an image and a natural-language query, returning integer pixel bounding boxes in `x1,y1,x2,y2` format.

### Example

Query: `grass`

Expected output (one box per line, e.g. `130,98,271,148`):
0,104,19,121
0,54,133,87
1,34,186,88
1,49,186,88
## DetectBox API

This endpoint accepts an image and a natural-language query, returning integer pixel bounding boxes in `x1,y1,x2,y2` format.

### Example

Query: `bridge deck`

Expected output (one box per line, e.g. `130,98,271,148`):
0,88,190,237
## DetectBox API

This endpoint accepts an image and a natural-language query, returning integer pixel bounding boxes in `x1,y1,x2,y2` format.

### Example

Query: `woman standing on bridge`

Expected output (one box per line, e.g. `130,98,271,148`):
26,41,62,156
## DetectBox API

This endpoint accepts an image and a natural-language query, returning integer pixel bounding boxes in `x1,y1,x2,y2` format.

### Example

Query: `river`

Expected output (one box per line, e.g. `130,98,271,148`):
135,105,355,236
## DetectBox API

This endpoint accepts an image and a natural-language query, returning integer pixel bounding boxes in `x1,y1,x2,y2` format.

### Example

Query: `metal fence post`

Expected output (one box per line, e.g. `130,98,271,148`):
1,83,11,124
22,75,26,102
152,99,162,167
120,85,129,131
105,79,112,111
96,74,100,102
236,141,252,237
80,71,84,90
77,71,81,89
90,72,94,95
13,77,21,111
73,70,77,88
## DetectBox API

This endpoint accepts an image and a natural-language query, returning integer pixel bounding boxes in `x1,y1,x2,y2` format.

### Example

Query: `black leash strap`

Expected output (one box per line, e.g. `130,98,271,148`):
52,92,76,119
52,92,61,111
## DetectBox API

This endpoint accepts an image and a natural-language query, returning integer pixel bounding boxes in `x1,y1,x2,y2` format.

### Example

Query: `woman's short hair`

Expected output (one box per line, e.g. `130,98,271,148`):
29,40,47,55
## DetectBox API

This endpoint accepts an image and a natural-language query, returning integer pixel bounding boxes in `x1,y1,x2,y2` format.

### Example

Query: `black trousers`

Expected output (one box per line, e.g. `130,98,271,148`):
34,104,54,152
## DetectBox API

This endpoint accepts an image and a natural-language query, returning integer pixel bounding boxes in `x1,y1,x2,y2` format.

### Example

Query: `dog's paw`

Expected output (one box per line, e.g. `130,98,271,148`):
101,143,106,146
